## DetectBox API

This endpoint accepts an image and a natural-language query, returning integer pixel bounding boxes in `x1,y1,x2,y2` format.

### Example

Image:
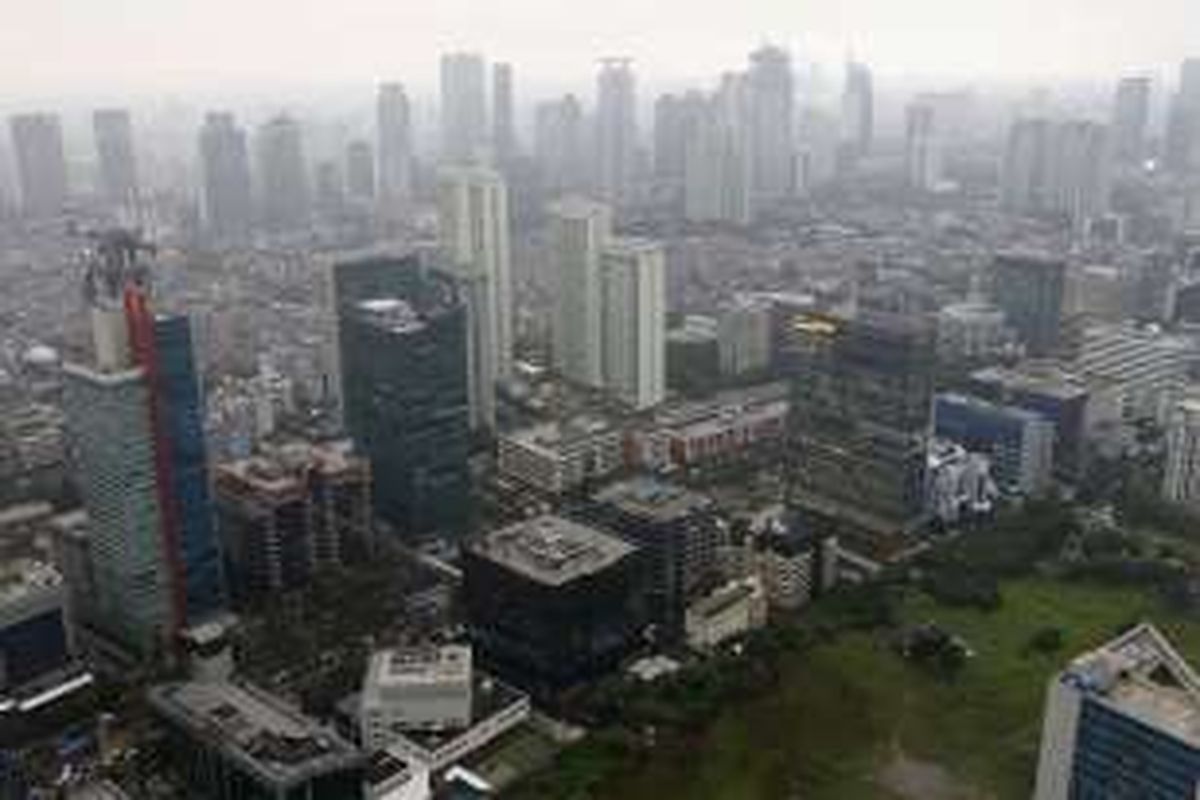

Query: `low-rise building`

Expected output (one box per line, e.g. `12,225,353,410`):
497,418,622,495
361,645,474,752
0,559,70,693
685,576,767,651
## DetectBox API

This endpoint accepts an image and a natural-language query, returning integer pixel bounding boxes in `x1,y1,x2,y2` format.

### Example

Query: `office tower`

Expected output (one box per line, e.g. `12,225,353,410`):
783,310,935,544
550,196,612,388
492,62,517,164
63,233,224,656
601,237,666,409
582,477,723,642
594,58,637,207
717,296,773,376
1163,397,1200,508
462,515,646,695
214,441,372,603
344,140,375,201
654,92,707,186
934,393,1054,495
314,160,343,220
93,109,138,210
534,94,586,195
1001,118,1055,213
376,83,412,211
1069,322,1192,426
1049,121,1112,226
440,53,488,164
988,252,1067,357
360,645,473,751
684,96,751,225
1165,59,1200,174
149,681,365,799
0,560,71,692
904,100,942,191
746,45,795,207
1111,76,1151,164
1033,624,1200,799
840,61,874,164
334,255,472,534
198,112,253,242
438,165,513,429
9,113,68,218
255,114,310,233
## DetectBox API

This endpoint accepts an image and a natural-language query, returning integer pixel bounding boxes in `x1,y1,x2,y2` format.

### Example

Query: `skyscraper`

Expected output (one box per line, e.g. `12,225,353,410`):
988,252,1067,357
535,95,586,196
601,237,666,409
684,96,751,225
840,61,874,165
376,83,412,212
783,310,935,545
1111,76,1151,164
63,232,225,657
199,112,253,242
594,58,637,207
335,255,472,535
904,100,942,191
9,113,68,218
255,114,310,233
746,45,795,207
438,165,513,429
93,109,138,211
345,139,375,201
1165,59,1200,174
550,196,612,389
1001,118,1055,213
492,62,517,165
440,53,488,164
1048,121,1111,226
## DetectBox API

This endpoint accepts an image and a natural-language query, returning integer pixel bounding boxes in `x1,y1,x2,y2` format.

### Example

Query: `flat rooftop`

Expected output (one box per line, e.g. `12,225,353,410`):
472,515,635,586
1062,623,1200,749
355,297,427,335
971,362,1089,401
148,681,362,785
366,645,472,690
0,558,62,609
595,477,711,522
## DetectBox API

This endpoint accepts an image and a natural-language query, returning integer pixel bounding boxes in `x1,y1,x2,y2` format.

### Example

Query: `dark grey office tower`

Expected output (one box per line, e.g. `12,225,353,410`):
988,252,1067,357
534,94,586,195
376,83,412,210
440,53,488,164
783,310,935,548
335,255,472,535
1165,59,1200,174
9,113,68,218
345,139,375,200
492,62,517,165
840,61,874,162
1111,77,1151,164
93,109,138,210
199,112,253,242
255,114,309,233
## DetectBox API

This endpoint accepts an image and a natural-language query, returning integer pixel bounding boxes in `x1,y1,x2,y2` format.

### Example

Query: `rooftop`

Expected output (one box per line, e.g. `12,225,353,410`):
0,559,62,609
971,362,1089,401
148,681,362,786
1062,624,1200,749
355,297,427,335
216,440,368,500
471,515,635,586
595,476,711,522
366,645,473,690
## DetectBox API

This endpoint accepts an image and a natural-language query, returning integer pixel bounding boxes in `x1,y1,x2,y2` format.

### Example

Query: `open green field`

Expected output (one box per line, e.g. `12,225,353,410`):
564,578,1200,800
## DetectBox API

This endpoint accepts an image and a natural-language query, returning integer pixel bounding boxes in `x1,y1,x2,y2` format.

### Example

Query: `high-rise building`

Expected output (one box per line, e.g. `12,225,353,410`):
1163,396,1200,508
376,83,412,212
594,58,637,207
334,255,472,535
93,109,138,211
198,112,253,242
437,165,513,429
462,515,646,695
839,61,874,165
1001,118,1055,214
684,96,751,225
783,310,935,545
550,196,612,389
534,95,586,196
1048,121,1112,227
654,92,707,188
1033,624,1200,799
988,252,1067,357
1111,76,1151,164
904,100,942,191
345,139,375,201
440,53,488,164
1165,59,1200,174
601,237,666,409
255,114,310,233
63,233,225,656
214,440,372,603
9,113,68,218
492,62,517,165
746,45,795,207
934,393,1055,495
0,560,71,692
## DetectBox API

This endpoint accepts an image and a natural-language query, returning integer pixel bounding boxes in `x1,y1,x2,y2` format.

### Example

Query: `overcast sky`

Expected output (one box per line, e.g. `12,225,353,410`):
2,0,1196,99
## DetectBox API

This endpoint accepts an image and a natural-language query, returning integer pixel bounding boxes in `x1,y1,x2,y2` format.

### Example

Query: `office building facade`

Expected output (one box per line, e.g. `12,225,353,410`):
199,113,253,242
934,392,1055,495
93,109,139,211
601,238,666,409
376,83,412,213
595,59,638,208
9,113,68,218
441,53,489,164
550,196,612,389
988,252,1067,357
255,114,310,233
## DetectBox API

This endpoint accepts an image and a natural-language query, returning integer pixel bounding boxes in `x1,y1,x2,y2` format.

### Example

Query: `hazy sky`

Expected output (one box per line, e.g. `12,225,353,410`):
2,0,1196,98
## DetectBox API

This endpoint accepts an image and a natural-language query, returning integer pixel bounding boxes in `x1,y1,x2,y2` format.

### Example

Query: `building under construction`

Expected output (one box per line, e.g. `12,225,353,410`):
781,309,936,553
214,440,372,604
